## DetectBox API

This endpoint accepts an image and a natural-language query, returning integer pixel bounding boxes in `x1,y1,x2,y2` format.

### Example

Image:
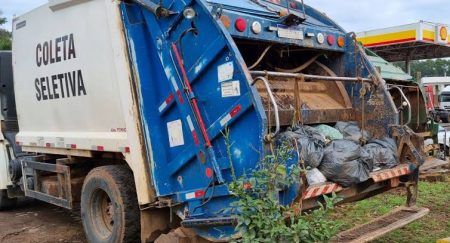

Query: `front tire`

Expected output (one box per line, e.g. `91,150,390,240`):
0,189,17,210
81,165,140,243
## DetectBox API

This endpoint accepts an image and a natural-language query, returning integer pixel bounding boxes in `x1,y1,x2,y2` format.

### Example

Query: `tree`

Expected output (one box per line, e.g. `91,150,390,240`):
395,59,450,79
0,10,12,50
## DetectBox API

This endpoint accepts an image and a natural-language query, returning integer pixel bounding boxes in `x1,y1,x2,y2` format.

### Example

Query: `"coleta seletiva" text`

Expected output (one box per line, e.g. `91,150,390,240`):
34,33,87,101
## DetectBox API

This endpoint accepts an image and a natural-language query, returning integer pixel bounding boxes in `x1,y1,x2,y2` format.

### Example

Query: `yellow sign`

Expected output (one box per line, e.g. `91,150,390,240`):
440,26,448,41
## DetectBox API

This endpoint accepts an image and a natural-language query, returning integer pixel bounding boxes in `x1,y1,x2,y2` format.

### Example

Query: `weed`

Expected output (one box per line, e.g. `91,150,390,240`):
226,139,342,243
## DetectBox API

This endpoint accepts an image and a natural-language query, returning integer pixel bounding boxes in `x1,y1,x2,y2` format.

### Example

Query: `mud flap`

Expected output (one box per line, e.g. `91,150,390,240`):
332,207,429,243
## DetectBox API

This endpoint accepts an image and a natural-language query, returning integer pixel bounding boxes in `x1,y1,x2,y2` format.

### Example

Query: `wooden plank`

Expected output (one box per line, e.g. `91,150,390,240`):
420,157,449,172
333,207,429,243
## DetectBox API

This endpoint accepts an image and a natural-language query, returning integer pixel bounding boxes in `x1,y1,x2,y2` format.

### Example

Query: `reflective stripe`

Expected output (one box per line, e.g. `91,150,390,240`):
303,183,343,200
220,114,232,127
187,116,200,145
45,143,55,148
65,144,77,149
119,147,131,153
91,145,105,151
220,105,242,127
187,116,195,131
185,190,205,200
158,94,174,113
371,165,410,182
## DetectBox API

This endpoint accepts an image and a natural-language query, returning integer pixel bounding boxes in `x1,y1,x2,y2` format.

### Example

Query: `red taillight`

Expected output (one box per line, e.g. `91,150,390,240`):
235,18,247,32
327,35,335,46
206,168,213,178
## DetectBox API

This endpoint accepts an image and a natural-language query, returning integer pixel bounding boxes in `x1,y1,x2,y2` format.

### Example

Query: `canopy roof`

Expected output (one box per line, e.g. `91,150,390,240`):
357,21,450,62
422,77,450,85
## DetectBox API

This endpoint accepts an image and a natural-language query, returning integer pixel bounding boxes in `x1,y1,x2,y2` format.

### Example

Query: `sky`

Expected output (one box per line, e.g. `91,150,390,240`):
1,0,450,32
1,0,47,31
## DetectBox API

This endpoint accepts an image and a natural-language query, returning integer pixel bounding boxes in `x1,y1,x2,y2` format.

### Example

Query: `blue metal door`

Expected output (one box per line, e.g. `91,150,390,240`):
120,0,267,239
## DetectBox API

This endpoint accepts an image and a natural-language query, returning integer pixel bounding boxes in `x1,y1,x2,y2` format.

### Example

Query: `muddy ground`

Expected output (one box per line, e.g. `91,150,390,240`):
0,199,86,243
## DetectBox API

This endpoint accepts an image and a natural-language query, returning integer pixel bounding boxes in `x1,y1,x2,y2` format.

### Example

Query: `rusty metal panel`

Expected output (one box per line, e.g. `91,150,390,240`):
22,159,73,209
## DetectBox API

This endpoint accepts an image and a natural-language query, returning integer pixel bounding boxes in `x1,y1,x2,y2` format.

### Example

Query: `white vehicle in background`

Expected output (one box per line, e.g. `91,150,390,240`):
439,86,450,113
425,125,450,159
422,77,450,122
436,126,450,150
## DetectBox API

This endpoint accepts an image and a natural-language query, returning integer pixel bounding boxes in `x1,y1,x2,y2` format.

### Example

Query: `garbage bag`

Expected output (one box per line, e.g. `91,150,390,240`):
363,137,399,170
277,126,325,168
319,140,373,187
335,121,371,143
306,168,327,185
314,124,344,141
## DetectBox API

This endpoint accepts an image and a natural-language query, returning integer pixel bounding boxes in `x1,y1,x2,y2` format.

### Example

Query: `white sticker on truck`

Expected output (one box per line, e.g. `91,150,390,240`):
218,62,234,82
221,81,241,98
56,137,65,148
185,192,196,200
167,119,184,147
277,28,304,40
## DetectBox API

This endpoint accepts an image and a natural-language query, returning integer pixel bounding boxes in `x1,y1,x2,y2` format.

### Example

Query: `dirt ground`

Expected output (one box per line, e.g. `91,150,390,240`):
0,199,86,243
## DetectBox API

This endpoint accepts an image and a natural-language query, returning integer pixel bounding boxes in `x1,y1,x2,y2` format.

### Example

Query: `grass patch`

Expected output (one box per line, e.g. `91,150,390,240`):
332,178,450,243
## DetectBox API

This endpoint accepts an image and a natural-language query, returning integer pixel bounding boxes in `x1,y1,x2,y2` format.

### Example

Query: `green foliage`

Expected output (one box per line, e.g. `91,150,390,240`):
394,59,450,78
0,37,11,50
0,10,11,50
0,12,6,26
227,142,342,243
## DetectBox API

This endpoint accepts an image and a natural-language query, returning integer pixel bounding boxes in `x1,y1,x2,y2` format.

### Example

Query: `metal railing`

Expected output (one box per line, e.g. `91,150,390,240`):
252,76,280,140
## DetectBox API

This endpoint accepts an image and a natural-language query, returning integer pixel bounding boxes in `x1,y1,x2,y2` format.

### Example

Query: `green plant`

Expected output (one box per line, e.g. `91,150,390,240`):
226,139,342,243
0,11,12,50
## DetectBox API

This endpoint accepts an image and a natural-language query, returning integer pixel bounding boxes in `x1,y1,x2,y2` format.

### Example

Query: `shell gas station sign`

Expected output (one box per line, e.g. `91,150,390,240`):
437,25,448,44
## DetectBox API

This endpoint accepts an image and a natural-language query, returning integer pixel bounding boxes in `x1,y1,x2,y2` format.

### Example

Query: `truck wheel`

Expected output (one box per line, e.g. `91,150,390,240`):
0,189,16,210
81,165,140,243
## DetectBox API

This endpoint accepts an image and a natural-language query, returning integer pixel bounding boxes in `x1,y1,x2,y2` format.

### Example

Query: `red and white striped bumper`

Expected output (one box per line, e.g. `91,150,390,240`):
370,164,410,182
302,164,411,200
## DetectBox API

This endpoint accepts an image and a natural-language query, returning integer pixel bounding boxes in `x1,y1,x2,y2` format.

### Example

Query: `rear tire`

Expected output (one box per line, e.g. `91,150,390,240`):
0,189,17,210
81,165,140,243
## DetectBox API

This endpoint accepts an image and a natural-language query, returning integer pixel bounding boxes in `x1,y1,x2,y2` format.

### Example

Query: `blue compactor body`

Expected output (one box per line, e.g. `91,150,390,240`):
121,0,424,240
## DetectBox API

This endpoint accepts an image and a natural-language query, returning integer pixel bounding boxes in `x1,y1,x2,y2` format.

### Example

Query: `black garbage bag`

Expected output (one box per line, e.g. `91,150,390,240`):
277,126,326,168
363,137,399,170
335,121,372,143
319,140,373,187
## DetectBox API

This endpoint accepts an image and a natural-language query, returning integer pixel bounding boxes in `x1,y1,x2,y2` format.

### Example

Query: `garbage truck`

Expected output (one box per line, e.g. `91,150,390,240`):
0,0,430,242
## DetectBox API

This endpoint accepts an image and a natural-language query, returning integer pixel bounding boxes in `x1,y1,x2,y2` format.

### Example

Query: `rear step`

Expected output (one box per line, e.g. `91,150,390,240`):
332,207,429,243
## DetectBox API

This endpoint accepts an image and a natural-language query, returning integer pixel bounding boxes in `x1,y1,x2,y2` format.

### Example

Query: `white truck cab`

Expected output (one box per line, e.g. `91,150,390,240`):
439,86,450,111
